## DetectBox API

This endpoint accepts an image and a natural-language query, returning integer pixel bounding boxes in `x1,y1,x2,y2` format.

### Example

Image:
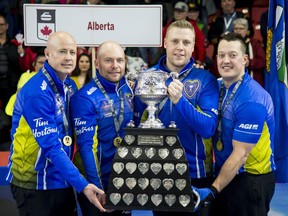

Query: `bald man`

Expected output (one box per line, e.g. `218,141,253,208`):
70,40,134,216
7,31,106,216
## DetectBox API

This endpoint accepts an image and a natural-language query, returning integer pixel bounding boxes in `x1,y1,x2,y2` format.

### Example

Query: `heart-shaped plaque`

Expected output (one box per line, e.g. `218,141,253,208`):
150,163,162,175
164,194,176,207
138,178,149,190
162,178,174,191
125,162,137,174
123,193,134,205
158,148,169,159
110,193,121,205
172,148,184,159
150,178,161,190
145,147,156,159
176,163,188,175
125,177,137,190
112,177,124,189
166,136,177,146
179,195,191,207
124,135,135,145
175,179,186,191
138,162,149,174
113,162,124,174
151,194,163,206
163,163,175,175
131,147,142,158
137,194,148,206
117,147,128,158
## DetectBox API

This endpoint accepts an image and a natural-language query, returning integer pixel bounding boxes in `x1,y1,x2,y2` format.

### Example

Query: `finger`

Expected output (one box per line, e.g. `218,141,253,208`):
95,187,105,195
91,198,107,212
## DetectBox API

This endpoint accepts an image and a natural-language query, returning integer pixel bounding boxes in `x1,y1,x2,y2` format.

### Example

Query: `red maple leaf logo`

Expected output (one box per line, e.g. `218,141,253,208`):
40,26,52,37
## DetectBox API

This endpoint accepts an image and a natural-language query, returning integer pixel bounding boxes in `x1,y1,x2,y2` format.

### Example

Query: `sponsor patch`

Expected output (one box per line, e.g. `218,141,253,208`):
183,80,200,98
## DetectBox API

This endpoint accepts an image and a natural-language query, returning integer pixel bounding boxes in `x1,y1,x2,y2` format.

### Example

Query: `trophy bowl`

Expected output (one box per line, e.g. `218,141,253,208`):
133,70,170,128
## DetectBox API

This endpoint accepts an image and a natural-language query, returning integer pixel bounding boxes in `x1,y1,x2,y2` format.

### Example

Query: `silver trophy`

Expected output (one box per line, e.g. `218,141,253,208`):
127,70,178,128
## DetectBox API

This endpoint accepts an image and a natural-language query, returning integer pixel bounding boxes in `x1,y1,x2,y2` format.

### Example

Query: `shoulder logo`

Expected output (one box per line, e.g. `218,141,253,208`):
87,87,97,95
40,80,47,90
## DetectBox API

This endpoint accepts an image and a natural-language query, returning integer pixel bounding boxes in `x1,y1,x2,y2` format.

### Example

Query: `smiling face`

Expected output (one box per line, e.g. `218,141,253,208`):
217,39,248,87
45,31,77,81
221,0,235,13
164,26,195,72
95,41,126,84
78,55,91,73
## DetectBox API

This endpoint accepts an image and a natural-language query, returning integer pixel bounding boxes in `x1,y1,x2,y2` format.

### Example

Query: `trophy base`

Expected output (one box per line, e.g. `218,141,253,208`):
105,127,195,212
139,119,165,129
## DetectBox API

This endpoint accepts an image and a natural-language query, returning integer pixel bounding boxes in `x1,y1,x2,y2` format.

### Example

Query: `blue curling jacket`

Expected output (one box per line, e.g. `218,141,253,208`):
134,56,219,178
70,71,134,190
213,72,276,175
6,61,89,193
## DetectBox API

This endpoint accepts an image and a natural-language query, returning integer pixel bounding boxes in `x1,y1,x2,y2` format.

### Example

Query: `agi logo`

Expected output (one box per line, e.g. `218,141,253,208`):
37,9,56,41
239,124,258,130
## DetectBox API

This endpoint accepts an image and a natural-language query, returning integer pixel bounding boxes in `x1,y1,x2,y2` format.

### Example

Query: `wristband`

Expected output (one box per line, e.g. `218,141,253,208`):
210,185,219,197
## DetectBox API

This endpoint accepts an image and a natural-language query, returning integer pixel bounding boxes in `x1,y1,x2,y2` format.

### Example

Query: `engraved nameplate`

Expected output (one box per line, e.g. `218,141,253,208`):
138,135,163,146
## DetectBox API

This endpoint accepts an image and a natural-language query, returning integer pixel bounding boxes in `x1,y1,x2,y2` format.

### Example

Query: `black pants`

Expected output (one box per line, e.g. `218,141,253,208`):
153,177,214,216
10,184,77,216
77,191,131,216
211,172,275,216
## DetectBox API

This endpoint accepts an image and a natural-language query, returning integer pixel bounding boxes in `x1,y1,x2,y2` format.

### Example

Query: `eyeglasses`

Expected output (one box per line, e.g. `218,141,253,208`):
0,23,6,27
234,27,246,31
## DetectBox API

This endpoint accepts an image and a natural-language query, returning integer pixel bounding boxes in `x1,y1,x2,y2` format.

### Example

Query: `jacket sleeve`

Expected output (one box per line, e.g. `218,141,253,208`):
24,94,88,193
70,94,103,190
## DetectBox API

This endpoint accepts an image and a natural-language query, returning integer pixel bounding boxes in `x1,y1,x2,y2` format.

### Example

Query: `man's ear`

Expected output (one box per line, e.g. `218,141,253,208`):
164,38,167,49
244,54,249,66
44,48,49,58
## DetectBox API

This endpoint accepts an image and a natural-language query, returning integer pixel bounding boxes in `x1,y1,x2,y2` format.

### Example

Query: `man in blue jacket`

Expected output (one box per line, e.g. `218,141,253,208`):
134,19,219,216
70,40,134,216
7,31,106,216
193,33,276,216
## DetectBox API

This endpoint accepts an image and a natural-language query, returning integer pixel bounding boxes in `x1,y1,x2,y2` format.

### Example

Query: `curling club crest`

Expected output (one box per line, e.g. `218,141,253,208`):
37,9,56,41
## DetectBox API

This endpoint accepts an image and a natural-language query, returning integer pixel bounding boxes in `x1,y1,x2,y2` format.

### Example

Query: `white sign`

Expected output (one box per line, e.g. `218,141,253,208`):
23,4,162,47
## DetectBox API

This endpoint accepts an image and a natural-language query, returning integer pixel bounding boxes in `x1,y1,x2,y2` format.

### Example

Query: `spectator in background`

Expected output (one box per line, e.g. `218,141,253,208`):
12,33,45,73
5,52,46,116
187,1,207,37
162,1,206,65
0,0,14,38
208,0,254,59
70,52,92,89
233,18,266,87
187,1,215,70
0,13,21,111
